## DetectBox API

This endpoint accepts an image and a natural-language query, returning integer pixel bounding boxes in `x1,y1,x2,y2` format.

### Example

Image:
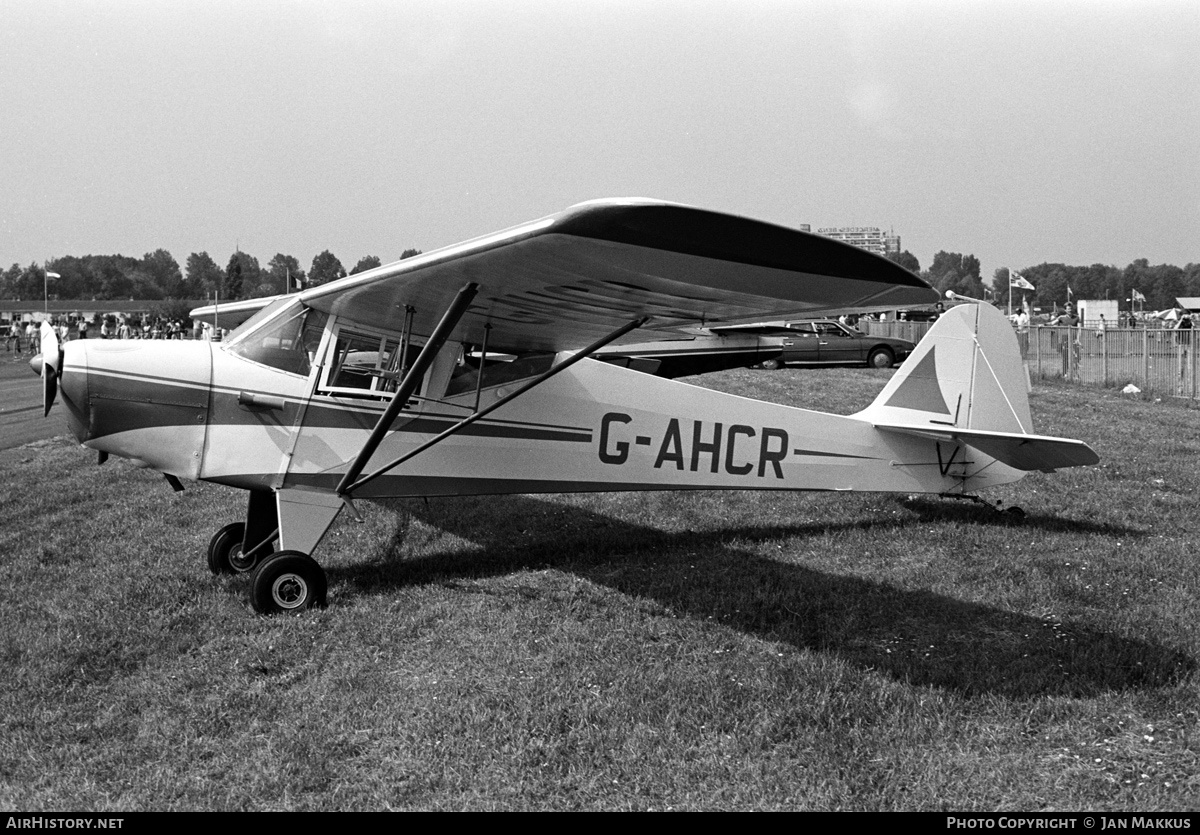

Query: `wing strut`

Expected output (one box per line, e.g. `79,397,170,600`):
335,282,479,496
474,323,492,413
339,314,651,497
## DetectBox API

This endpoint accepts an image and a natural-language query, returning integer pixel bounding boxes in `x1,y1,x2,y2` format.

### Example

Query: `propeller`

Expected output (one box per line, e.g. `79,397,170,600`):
30,322,63,417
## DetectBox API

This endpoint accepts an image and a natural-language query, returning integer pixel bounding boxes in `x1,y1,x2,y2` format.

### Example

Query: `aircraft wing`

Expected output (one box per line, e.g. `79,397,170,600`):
190,294,288,331
285,198,936,352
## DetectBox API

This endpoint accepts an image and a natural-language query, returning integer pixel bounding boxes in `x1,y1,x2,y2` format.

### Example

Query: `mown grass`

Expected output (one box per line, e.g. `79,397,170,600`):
1,368,1198,810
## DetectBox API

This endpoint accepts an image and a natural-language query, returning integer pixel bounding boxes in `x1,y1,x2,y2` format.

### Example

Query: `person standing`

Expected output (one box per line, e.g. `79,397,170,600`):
1016,308,1030,357
1177,312,1193,347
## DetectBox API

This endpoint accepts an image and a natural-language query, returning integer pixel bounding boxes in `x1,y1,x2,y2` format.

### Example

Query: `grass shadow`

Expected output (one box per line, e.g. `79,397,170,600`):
329,493,1192,700
896,495,1149,537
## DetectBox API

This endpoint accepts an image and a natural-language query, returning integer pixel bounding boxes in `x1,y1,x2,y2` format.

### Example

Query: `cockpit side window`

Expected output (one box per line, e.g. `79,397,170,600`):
326,331,382,391
444,351,556,397
318,326,425,399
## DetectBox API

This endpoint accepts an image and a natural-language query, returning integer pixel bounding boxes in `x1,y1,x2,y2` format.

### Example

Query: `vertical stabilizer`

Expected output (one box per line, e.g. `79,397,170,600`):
856,303,1032,434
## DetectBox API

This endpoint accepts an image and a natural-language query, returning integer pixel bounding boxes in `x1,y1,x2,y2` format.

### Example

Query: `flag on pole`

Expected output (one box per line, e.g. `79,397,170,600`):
45,271,61,279
1132,289,1146,302
1067,285,1073,301
1010,271,1035,291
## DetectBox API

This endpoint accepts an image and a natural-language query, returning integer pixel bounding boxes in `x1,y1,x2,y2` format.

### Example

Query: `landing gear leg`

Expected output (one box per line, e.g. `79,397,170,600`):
207,489,279,575
244,487,345,614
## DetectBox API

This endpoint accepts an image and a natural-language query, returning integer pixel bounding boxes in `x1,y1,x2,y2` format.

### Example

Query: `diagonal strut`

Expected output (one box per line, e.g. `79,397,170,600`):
339,314,651,497
335,283,479,496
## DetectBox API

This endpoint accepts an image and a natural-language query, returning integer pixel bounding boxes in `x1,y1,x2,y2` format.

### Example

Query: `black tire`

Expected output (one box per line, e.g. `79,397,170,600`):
760,358,783,370
207,522,257,575
867,347,895,369
250,551,327,615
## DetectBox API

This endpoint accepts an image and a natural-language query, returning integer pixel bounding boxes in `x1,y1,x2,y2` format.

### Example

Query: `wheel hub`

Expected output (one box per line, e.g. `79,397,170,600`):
228,544,256,573
271,573,309,609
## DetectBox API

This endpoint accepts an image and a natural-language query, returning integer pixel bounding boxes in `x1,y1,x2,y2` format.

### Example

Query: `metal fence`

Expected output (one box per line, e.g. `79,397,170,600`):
863,320,1200,401
1026,326,1197,399
862,320,934,346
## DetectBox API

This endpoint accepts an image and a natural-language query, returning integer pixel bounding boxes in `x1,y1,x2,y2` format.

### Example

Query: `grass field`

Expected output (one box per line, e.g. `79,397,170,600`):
1,367,1198,810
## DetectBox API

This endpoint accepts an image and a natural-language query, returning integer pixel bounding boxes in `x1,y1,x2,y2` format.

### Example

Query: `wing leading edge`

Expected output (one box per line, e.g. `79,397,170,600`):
295,199,936,351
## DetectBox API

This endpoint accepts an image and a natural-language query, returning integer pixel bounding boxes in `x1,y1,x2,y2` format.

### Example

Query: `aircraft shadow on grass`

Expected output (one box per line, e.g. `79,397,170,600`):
896,495,1148,538
328,493,1190,700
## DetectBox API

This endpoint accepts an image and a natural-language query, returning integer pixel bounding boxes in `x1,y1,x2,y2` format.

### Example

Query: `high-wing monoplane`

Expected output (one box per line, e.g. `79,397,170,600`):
32,198,1098,614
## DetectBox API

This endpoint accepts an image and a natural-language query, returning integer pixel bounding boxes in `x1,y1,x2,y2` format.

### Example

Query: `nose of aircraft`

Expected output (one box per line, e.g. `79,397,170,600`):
57,338,91,442
38,336,213,476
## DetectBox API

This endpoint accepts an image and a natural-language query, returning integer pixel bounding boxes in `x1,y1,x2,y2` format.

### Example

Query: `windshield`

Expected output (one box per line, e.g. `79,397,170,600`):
225,300,327,377
223,298,296,345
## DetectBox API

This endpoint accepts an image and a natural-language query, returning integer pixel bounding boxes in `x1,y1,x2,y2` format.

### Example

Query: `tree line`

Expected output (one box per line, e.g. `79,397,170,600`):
0,247,422,304
5,243,1196,315
888,251,1200,312
988,261,1200,312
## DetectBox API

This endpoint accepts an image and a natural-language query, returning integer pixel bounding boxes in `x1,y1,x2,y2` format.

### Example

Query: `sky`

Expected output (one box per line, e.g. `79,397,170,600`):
2,0,1197,281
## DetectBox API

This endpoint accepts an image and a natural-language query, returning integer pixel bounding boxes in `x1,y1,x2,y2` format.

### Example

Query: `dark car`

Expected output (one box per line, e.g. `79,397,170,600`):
727,320,916,369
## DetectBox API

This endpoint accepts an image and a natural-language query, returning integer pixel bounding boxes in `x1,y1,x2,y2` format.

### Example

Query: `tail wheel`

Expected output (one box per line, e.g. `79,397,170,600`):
868,348,895,369
207,522,256,575
250,551,327,615
760,358,783,370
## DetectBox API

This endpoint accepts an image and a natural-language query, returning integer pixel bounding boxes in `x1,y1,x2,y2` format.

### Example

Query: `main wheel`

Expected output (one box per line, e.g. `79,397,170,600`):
250,551,327,614
867,348,895,369
207,522,258,575
760,358,783,370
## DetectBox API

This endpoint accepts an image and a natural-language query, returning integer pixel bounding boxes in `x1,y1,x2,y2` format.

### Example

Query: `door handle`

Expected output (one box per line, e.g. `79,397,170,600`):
238,391,286,412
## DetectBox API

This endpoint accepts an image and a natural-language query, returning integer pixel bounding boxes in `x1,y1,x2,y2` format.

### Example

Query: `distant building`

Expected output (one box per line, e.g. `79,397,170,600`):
1076,299,1119,328
816,227,901,257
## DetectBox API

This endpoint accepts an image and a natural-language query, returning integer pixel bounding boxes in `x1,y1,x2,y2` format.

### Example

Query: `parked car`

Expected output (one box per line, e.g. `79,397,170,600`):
722,320,916,369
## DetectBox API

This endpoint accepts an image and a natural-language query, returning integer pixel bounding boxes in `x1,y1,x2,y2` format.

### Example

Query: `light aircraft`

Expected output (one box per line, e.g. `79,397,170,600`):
32,198,1098,614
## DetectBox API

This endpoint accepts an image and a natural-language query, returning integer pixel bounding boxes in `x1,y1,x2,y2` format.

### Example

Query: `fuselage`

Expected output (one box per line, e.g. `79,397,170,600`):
53,300,1023,499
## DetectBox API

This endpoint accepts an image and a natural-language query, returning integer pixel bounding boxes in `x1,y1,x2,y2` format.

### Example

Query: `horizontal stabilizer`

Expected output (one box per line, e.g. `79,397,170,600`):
874,423,1099,472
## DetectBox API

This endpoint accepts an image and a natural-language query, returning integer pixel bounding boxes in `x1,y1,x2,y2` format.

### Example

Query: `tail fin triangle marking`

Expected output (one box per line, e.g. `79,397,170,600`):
882,347,951,415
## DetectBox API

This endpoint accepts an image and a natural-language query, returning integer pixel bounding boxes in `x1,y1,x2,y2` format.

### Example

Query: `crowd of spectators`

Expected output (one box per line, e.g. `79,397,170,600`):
5,316,201,357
